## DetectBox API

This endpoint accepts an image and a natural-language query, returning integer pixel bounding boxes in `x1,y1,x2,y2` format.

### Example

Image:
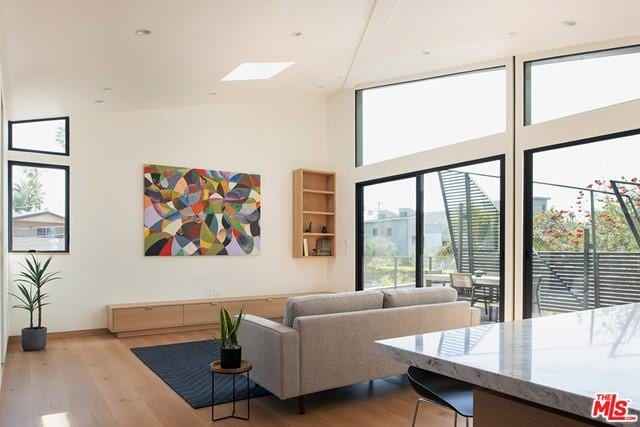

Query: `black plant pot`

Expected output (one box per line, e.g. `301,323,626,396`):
22,327,47,351
220,346,242,369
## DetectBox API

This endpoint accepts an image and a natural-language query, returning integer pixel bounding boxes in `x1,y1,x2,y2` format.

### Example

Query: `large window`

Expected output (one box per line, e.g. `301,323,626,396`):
9,117,69,155
356,67,506,166
525,45,640,125
357,157,504,322
524,130,640,318
9,161,69,252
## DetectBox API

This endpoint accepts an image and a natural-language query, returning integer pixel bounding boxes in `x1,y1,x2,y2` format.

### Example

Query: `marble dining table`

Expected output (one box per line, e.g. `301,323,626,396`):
375,303,640,426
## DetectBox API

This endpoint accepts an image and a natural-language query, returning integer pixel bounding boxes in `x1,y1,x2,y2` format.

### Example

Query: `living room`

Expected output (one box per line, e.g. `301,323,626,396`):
0,1,639,426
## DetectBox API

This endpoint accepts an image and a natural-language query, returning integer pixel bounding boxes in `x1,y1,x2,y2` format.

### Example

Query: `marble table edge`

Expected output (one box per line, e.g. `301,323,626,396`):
374,339,638,426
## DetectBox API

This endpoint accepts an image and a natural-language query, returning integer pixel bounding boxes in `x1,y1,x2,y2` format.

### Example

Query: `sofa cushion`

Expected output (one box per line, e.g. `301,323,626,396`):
283,290,383,327
381,287,457,308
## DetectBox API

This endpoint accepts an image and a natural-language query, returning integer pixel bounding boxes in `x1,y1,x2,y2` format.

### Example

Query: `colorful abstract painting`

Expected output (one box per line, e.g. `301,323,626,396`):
144,164,260,256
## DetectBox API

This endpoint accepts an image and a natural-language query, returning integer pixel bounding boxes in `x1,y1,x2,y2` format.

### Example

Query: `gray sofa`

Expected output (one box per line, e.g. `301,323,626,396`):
237,287,480,411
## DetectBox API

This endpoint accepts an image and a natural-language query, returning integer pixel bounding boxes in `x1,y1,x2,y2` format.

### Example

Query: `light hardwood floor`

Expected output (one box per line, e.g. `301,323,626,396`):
0,330,457,427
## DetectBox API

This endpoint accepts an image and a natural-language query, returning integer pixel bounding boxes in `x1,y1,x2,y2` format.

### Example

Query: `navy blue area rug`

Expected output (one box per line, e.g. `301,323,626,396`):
131,339,270,409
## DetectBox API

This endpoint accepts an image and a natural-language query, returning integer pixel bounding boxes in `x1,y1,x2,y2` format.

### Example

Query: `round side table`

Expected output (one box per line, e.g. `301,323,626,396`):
210,360,252,422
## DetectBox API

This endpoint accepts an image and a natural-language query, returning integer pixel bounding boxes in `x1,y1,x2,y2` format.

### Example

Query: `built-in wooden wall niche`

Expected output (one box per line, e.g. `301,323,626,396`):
293,169,336,258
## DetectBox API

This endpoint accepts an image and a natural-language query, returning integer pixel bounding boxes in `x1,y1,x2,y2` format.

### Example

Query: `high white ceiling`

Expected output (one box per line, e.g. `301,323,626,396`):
1,0,640,118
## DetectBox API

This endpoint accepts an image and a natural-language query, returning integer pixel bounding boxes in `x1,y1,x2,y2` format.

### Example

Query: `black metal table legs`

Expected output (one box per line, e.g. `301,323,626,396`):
211,370,251,421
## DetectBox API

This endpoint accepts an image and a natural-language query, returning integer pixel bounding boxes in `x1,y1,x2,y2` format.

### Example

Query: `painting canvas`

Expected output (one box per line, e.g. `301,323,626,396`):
144,164,260,256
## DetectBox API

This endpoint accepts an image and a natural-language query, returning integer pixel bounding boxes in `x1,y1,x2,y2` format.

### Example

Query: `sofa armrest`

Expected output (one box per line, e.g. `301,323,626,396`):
470,307,482,326
237,314,299,399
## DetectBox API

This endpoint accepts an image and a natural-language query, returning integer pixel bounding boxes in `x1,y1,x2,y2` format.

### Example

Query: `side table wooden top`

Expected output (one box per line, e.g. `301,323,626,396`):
210,360,252,374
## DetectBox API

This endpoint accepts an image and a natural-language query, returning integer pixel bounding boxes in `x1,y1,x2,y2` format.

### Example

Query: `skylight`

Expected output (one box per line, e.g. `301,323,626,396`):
221,62,294,81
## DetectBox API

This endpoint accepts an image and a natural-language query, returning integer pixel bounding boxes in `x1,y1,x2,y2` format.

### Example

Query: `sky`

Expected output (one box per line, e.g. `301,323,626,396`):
533,133,640,215
361,68,506,166
363,160,501,220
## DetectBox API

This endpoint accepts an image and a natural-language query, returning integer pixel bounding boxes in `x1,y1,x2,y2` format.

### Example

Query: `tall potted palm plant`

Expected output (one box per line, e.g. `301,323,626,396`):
10,255,61,351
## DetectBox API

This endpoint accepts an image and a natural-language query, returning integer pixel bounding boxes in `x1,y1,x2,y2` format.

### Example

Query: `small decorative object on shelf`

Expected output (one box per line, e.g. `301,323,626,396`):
316,238,332,256
305,221,313,233
303,239,309,256
321,225,328,233
219,306,244,369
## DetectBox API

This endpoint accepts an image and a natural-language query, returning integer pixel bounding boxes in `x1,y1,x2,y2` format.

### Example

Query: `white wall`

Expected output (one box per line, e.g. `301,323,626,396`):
7,96,333,335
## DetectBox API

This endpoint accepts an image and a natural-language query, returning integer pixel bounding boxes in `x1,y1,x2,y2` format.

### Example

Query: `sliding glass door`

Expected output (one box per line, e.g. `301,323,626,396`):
524,131,640,317
357,157,504,322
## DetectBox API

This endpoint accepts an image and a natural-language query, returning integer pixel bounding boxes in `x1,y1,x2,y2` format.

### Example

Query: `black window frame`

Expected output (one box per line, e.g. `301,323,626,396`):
8,116,70,156
356,155,506,321
8,160,70,253
522,127,640,318
523,44,640,126
355,66,507,167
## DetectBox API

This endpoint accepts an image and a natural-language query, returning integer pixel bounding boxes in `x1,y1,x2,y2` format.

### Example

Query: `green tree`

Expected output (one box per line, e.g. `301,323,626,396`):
533,208,582,251
533,177,640,252
436,241,453,257
365,236,398,257
13,169,44,213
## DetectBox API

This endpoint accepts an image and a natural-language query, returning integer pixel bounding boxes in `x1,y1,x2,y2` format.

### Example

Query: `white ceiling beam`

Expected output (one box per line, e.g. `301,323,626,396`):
342,0,402,89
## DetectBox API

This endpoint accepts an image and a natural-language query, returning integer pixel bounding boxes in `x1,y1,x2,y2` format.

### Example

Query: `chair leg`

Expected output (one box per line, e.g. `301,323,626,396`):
412,398,432,426
465,416,469,427
454,412,458,426
298,395,305,415
411,399,421,427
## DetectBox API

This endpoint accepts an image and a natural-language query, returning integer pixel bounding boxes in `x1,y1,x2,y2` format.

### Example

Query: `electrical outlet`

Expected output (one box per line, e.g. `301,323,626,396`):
204,288,217,297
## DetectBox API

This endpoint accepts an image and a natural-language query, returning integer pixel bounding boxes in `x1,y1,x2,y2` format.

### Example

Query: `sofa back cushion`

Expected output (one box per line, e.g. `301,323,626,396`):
283,290,383,327
381,286,457,308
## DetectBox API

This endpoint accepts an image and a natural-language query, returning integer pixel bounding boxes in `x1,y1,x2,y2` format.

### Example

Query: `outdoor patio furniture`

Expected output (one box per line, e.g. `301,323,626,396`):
449,273,474,302
532,275,542,315
450,273,496,319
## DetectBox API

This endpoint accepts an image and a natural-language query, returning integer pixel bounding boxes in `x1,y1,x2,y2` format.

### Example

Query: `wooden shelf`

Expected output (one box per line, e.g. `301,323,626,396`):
293,169,336,258
303,210,335,215
303,189,335,195
300,255,335,259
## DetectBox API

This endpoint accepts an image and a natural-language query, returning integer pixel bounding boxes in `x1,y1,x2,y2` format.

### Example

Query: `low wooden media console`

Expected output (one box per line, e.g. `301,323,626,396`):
107,291,321,337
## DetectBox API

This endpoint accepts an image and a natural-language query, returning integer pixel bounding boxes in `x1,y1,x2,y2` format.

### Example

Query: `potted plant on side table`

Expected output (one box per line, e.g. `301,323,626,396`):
10,255,61,351
219,306,244,369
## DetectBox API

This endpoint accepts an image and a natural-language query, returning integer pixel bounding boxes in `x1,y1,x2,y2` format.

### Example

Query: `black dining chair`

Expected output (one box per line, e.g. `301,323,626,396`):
407,366,474,427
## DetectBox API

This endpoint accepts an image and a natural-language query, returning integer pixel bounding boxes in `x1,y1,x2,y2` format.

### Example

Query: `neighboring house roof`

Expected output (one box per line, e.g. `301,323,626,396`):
13,210,65,222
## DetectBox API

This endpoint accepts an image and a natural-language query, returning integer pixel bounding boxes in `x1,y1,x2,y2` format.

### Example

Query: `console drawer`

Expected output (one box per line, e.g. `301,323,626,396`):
112,305,183,331
183,301,243,325
243,297,286,319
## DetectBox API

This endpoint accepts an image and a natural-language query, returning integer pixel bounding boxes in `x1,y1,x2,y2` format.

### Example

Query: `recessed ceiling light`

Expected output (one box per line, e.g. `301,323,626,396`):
337,75,344,79
421,50,431,55
94,100,104,104
208,92,217,96
221,62,294,81
290,32,302,37
562,20,577,27
102,87,112,92
317,85,324,89
135,29,151,36
508,31,519,36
